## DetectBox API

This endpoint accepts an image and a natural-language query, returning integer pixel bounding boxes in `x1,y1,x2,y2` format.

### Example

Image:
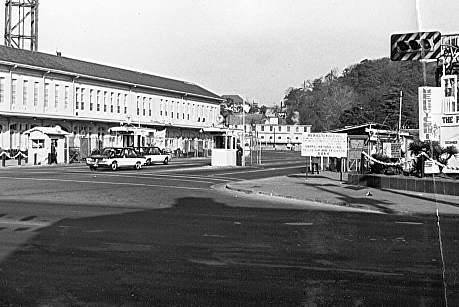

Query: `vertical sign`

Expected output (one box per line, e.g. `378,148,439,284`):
154,129,166,148
418,87,442,141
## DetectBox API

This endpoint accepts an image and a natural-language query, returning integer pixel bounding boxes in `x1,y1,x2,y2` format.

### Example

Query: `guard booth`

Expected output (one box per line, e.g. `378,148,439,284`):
24,125,70,165
204,127,242,166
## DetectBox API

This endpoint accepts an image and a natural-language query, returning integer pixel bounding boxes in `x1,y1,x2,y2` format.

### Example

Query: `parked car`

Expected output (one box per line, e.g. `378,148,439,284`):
86,147,146,171
136,146,171,165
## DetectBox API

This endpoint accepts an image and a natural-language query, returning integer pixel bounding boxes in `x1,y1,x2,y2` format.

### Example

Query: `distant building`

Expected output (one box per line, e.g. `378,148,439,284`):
221,94,250,114
221,94,244,105
227,114,311,150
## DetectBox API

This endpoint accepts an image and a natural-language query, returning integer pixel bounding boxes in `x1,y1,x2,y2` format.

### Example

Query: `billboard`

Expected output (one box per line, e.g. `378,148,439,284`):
301,133,347,158
418,87,442,141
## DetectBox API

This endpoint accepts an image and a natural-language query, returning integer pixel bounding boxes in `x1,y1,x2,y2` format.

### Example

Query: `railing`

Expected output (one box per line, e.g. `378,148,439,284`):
0,150,28,167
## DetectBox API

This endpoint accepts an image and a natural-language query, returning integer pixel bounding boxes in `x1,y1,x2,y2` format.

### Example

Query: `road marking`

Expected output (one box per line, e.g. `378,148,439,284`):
74,172,217,184
65,168,243,181
395,221,424,225
217,165,303,175
191,258,404,277
0,219,49,227
0,176,210,191
284,222,314,226
141,173,235,181
202,233,226,238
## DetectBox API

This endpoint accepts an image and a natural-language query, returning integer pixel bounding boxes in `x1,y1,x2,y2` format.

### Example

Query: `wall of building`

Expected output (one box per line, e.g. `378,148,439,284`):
229,123,311,150
0,64,220,153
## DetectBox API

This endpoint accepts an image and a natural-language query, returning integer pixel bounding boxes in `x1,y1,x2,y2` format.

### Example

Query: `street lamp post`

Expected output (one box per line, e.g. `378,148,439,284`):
242,99,245,166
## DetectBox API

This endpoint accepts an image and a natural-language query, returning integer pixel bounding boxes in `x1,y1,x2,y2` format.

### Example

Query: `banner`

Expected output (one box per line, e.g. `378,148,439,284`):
301,133,347,157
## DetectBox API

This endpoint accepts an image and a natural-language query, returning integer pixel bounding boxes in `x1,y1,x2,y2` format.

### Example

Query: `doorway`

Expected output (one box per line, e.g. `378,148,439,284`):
123,135,134,147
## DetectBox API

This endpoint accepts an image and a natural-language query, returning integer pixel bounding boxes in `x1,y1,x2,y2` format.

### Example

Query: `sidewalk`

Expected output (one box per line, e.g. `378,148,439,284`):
225,171,459,216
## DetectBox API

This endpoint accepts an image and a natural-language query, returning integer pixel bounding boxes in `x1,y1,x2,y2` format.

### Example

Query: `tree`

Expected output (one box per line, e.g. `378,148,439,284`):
283,57,437,131
409,140,459,174
259,105,267,115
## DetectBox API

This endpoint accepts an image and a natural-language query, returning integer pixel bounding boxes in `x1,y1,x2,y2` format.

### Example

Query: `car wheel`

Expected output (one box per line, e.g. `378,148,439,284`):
89,165,97,171
146,159,151,166
111,161,118,171
135,161,142,170
163,157,169,165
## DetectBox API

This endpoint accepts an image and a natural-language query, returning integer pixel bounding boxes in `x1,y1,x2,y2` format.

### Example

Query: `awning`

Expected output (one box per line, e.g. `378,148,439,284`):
24,125,71,136
108,126,156,134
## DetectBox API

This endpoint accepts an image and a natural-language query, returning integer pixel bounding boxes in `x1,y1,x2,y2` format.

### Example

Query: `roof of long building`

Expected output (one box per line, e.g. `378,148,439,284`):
0,45,223,101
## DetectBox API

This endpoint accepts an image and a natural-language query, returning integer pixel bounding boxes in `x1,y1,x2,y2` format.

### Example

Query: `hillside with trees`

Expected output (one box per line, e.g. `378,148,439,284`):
283,58,438,132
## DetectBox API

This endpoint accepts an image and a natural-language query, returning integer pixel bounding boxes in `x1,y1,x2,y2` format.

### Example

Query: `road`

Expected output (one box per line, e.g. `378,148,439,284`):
0,151,457,306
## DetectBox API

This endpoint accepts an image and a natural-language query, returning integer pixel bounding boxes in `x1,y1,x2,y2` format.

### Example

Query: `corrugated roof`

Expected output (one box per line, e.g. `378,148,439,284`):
0,45,222,101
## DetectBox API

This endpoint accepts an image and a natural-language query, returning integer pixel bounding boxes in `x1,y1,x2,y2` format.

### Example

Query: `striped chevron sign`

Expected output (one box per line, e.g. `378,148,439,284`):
390,31,441,61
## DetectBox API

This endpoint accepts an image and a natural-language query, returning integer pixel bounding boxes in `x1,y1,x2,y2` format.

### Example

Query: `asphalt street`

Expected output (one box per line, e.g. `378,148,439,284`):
0,151,457,306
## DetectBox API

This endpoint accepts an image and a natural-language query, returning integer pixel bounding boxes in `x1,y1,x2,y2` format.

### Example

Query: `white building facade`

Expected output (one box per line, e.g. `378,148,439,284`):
231,117,312,150
0,46,223,158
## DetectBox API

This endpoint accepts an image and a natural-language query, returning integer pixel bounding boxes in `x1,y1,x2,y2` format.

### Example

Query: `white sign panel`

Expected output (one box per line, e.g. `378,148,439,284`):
418,86,442,141
153,129,166,148
301,133,347,157
382,143,401,158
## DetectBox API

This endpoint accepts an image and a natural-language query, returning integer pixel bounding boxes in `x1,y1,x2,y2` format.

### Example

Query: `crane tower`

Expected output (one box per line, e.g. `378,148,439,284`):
4,0,38,51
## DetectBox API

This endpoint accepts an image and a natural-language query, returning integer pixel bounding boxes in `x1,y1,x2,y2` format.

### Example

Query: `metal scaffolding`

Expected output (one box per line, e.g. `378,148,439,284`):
4,0,38,51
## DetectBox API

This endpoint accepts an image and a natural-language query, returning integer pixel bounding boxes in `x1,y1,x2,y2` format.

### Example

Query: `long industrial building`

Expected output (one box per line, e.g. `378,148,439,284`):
0,45,223,158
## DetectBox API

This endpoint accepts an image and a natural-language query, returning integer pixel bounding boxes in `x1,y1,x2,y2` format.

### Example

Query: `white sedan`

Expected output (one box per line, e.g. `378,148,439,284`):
86,147,147,171
136,146,171,165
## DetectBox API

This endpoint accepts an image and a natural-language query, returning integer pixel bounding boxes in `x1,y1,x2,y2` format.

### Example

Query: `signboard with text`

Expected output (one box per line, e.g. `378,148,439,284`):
383,143,401,158
301,133,348,158
418,86,442,141
348,136,367,160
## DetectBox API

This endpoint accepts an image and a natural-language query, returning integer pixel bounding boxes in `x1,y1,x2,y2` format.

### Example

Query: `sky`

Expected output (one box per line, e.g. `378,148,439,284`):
2,0,459,106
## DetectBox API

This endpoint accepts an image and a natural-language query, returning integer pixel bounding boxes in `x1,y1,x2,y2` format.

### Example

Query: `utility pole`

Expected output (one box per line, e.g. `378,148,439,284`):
241,98,246,166
398,90,402,141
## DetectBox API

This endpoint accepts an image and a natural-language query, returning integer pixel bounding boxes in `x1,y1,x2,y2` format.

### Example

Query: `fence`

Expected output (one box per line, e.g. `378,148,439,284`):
0,149,28,166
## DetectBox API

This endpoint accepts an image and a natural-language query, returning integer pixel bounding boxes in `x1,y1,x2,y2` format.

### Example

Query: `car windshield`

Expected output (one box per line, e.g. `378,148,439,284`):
99,148,119,157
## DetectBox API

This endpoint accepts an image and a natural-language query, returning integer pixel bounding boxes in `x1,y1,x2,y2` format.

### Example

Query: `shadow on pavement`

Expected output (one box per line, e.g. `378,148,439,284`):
301,183,397,214
381,188,459,208
0,197,455,306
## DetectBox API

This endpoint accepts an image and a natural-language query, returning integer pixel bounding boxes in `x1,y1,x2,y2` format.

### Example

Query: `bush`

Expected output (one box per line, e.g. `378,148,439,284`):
369,153,392,174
